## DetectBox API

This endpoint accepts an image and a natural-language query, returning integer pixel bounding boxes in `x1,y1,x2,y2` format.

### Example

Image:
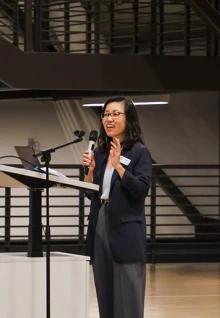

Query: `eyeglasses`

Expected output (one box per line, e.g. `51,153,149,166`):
101,111,125,120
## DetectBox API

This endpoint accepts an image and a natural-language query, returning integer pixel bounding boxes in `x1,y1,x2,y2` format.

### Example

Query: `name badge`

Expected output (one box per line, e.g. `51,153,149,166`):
120,155,131,166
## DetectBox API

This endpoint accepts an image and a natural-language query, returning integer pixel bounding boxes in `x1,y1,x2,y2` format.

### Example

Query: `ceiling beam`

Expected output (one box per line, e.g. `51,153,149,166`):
0,36,220,94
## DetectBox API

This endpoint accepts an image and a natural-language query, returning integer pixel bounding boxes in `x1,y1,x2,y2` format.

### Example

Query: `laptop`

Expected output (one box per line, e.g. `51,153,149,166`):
14,146,43,172
14,146,67,178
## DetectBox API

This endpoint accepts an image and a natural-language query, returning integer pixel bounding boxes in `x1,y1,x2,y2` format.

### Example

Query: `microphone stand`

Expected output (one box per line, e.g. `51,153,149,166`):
33,133,84,318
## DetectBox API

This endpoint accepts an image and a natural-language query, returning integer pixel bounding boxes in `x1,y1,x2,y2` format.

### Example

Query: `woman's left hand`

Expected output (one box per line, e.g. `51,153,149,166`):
110,138,122,168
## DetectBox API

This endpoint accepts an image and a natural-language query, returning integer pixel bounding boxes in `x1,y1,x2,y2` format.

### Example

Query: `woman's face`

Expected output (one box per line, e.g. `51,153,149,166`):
102,101,126,142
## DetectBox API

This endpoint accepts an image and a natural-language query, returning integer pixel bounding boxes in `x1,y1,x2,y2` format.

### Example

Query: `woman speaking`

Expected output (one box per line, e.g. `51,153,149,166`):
82,96,152,318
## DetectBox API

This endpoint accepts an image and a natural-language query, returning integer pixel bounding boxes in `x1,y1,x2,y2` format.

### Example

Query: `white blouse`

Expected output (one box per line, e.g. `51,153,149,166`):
100,167,114,200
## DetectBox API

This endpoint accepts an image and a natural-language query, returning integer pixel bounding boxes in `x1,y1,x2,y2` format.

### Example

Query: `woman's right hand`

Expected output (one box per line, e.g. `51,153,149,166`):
82,151,95,182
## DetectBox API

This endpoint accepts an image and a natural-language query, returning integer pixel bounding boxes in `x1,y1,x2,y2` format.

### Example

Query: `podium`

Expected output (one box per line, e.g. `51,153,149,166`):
0,252,90,318
0,164,99,256
0,164,98,318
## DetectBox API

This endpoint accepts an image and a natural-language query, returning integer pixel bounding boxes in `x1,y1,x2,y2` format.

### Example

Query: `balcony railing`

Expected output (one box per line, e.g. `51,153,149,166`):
0,0,219,56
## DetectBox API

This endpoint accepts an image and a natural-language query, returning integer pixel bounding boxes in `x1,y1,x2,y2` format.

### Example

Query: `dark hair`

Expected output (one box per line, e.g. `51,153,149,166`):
98,96,145,152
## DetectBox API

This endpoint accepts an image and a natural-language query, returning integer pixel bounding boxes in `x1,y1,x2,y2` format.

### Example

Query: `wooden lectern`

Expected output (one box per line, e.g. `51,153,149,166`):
0,164,99,257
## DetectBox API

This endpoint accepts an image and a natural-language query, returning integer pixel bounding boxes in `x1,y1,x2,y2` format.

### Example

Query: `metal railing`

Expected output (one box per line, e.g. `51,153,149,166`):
0,0,21,46
0,0,219,56
148,164,220,263
0,163,219,263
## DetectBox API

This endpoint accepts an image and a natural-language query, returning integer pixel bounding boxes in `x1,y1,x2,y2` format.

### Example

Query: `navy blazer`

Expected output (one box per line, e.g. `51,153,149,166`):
85,142,152,263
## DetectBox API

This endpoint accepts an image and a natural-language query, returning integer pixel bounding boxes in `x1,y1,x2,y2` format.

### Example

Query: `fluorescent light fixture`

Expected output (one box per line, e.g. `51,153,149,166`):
82,95,169,107
83,103,104,107
83,101,168,107
134,101,168,105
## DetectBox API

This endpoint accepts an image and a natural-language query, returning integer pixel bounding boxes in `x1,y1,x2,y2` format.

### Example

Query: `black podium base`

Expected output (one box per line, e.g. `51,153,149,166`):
28,189,43,257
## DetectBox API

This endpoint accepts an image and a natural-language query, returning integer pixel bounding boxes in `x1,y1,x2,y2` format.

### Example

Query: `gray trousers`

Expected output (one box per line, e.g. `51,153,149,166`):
92,203,146,318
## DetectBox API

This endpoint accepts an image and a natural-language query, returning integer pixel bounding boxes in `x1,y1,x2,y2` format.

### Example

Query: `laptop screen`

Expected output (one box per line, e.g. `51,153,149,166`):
14,146,42,171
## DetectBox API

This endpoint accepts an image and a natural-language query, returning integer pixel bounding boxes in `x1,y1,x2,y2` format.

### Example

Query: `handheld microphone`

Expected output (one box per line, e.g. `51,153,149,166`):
84,130,98,175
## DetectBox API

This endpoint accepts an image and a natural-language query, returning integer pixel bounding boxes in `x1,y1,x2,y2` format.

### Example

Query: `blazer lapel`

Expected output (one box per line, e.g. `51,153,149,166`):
96,153,108,196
